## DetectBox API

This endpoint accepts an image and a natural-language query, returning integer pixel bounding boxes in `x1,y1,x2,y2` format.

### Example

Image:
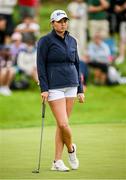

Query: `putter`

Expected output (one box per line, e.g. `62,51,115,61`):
32,99,46,173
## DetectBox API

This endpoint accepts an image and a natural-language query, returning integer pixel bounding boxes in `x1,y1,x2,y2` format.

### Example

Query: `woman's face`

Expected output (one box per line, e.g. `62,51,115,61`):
52,18,68,33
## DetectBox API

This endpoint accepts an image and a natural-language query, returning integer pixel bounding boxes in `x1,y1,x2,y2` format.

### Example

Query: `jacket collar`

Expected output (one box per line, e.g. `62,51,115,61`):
51,29,69,40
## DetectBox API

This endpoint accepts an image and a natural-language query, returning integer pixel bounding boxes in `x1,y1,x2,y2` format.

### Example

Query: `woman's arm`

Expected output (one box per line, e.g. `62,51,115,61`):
74,43,84,103
37,37,49,93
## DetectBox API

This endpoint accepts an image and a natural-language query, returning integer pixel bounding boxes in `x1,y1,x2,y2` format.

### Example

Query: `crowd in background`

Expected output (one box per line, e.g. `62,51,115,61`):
0,0,40,96
67,0,126,90
0,0,126,96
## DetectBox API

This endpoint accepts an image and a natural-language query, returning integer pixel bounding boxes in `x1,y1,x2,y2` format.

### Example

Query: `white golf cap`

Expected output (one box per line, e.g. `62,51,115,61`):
50,10,69,22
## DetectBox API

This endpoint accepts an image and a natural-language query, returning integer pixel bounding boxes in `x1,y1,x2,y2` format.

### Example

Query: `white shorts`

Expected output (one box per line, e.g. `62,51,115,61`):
48,87,77,101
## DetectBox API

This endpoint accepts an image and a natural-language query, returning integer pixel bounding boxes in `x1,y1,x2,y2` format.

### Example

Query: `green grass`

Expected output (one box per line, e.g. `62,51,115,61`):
1,2,126,179
0,124,126,179
0,85,126,129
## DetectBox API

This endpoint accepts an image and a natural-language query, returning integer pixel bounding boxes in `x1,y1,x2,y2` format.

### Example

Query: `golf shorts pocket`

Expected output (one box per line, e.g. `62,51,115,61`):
48,87,77,101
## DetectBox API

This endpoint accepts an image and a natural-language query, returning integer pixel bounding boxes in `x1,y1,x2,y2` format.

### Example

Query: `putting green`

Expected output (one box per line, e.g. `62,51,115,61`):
0,124,126,179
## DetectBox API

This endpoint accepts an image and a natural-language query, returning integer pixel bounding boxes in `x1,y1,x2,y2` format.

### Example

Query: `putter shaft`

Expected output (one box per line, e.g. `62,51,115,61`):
32,100,46,173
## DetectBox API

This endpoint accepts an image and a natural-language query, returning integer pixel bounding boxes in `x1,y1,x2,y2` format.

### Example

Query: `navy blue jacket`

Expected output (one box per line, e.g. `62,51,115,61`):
37,30,83,93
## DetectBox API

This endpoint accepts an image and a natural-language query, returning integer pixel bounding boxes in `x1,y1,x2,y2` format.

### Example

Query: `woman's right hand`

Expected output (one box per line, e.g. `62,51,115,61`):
41,91,49,102
77,93,85,103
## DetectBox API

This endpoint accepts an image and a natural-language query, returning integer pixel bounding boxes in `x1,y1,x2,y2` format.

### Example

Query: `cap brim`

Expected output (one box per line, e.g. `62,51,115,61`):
51,15,69,22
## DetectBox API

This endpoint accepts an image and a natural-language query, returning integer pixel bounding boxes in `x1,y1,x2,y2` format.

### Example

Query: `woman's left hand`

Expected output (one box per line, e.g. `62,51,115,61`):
77,93,85,103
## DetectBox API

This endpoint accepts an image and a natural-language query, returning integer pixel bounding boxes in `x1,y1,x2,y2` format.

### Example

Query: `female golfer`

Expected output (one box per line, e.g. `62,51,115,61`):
37,9,84,172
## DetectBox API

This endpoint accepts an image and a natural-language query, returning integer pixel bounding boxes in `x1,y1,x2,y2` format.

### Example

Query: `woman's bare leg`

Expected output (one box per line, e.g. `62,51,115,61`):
49,98,74,160
55,127,64,160
53,97,75,160
66,97,75,118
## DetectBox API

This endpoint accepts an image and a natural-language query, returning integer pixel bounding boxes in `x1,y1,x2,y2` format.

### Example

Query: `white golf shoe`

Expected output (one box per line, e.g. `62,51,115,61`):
51,160,70,172
0,86,12,96
68,144,79,170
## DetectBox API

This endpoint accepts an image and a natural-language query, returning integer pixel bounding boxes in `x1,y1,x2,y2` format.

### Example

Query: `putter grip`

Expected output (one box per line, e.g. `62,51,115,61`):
42,101,45,118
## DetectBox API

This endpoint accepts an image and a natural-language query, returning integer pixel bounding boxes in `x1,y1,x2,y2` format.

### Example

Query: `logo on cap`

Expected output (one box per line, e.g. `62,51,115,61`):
56,12,65,16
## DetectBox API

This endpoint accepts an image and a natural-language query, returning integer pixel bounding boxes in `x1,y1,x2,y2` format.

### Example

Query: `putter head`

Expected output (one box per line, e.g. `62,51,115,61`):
32,169,39,173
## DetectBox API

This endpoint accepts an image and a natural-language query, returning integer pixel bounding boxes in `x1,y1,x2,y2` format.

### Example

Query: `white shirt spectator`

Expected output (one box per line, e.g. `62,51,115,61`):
17,47,37,75
67,0,88,58
88,41,111,64
0,0,17,14
16,22,40,36
67,1,87,28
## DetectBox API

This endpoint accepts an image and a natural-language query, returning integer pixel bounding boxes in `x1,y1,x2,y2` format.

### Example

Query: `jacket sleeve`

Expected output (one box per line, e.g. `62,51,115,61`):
74,44,84,94
37,37,49,92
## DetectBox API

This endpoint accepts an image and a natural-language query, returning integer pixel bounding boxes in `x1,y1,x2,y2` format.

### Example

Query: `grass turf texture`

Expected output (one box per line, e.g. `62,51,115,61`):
0,85,126,129
0,124,126,179
0,1,126,179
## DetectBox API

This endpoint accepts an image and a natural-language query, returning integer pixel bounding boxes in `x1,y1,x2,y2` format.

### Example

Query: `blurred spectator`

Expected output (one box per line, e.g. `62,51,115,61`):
0,46,15,96
108,65,126,85
88,0,110,39
114,0,126,64
85,32,111,85
18,0,40,20
10,32,26,60
67,0,88,58
107,0,117,36
0,0,17,43
104,37,118,62
0,16,7,45
16,37,38,83
15,15,40,42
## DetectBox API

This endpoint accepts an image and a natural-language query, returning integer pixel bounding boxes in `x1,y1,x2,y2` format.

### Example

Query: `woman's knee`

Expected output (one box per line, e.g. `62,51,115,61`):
58,122,69,130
